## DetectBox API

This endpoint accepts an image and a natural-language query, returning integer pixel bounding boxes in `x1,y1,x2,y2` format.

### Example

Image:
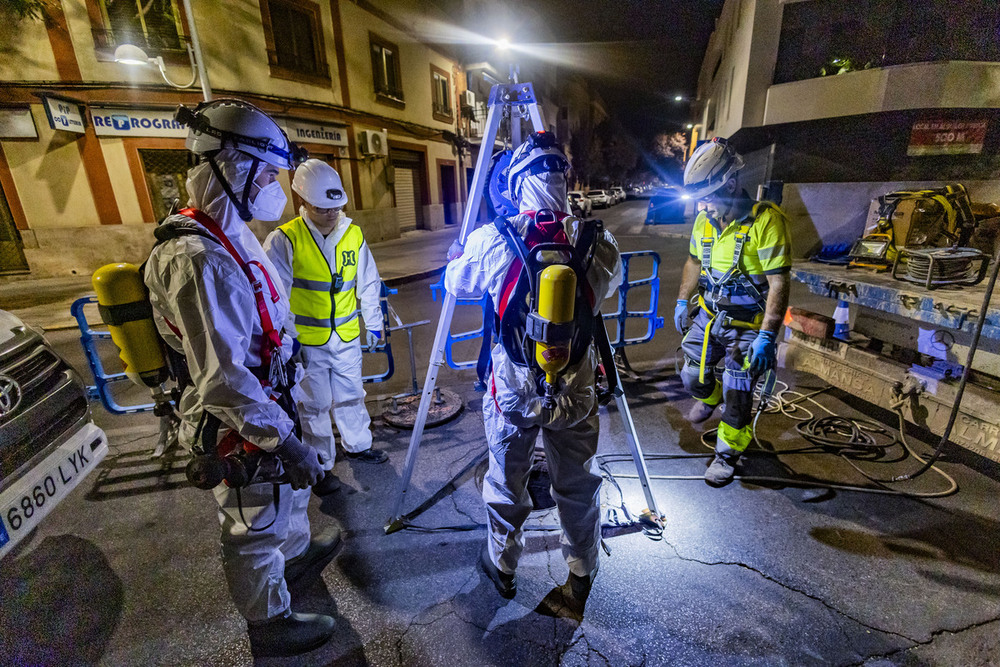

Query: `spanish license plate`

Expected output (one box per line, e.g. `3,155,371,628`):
0,423,108,559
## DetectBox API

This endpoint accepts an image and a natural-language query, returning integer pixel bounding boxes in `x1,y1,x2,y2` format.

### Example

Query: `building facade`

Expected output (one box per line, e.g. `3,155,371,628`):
691,0,1000,254
0,0,471,276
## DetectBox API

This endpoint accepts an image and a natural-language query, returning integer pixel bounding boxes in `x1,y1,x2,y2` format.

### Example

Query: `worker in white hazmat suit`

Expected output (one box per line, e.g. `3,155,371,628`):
264,159,387,497
144,99,340,657
444,132,622,606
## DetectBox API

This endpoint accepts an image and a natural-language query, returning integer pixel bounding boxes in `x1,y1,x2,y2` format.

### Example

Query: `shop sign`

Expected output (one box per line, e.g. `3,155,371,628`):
90,107,187,138
280,118,349,147
41,95,86,134
908,119,988,156
0,108,37,139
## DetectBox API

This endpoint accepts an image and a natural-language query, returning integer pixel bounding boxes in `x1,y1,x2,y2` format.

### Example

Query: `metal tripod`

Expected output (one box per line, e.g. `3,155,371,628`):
384,81,663,533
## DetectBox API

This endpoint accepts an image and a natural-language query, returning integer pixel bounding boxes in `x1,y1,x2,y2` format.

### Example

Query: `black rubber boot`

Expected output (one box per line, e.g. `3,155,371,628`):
247,611,335,657
344,447,389,464
480,547,516,599
284,526,342,583
312,470,341,496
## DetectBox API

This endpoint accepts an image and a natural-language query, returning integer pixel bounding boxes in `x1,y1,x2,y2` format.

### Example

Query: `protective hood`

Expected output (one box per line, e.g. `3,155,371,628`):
518,171,567,215
182,149,283,280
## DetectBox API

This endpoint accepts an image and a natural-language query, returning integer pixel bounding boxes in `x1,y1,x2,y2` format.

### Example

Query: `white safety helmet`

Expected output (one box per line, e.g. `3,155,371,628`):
292,159,348,208
507,131,569,201
175,98,305,222
682,137,745,200
177,98,304,170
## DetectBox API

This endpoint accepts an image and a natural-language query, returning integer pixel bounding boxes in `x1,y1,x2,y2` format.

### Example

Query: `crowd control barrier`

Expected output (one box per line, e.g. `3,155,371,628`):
428,276,490,371
602,251,664,348
72,296,155,415
428,251,664,372
73,281,400,416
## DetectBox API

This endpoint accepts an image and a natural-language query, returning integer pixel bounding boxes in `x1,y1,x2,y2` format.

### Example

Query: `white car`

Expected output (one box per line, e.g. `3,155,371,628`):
0,309,108,560
586,189,612,208
610,187,626,204
567,191,592,217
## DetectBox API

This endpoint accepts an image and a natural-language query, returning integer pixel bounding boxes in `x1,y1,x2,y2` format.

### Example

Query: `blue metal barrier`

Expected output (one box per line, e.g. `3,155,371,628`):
75,281,397,415
603,251,665,348
428,251,665,369
72,296,155,415
362,282,396,384
429,275,490,371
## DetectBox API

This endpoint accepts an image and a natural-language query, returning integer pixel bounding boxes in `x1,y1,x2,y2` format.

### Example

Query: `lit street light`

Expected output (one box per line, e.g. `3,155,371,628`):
113,0,212,101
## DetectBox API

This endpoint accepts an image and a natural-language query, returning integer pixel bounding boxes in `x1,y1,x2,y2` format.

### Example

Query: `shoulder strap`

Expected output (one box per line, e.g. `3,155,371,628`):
177,208,283,386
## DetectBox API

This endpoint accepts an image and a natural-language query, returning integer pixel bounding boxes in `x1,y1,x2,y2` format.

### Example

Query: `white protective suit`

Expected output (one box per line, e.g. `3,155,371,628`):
264,210,382,465
144,150,311,623
444,172,622,578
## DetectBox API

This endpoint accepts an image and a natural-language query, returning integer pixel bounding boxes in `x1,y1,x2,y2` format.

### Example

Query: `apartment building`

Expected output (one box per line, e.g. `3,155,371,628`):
691,0,1000,253
0,0,469,276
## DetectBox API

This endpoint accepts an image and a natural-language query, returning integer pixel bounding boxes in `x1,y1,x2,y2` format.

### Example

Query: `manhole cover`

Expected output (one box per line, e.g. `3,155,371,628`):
382,388,464,429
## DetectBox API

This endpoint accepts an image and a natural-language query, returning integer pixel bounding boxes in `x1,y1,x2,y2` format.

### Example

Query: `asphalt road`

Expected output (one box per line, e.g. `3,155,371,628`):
3,200,1000,666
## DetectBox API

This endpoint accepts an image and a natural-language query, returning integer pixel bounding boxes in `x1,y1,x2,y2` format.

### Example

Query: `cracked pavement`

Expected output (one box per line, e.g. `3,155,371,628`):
2,201,1000,665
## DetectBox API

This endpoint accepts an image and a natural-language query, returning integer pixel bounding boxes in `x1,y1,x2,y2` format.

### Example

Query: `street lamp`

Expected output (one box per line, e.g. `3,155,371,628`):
113,0,212,101
674,95,684,102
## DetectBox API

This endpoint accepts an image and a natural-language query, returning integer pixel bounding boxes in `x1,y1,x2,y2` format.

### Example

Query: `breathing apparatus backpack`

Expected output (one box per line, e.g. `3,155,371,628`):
493,209,603,407
93,207,298,491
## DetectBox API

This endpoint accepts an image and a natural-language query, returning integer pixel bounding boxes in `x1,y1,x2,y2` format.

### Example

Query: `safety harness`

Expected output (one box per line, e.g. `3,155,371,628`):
694,203,776,383
479,209,618,404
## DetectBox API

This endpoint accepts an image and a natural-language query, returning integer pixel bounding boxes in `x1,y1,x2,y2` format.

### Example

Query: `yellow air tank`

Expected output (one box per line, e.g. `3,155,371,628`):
92,263,166,388
535,264,577,399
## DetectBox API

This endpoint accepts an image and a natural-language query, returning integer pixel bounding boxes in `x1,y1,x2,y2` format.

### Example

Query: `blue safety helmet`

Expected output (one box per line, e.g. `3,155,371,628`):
507,131,569,201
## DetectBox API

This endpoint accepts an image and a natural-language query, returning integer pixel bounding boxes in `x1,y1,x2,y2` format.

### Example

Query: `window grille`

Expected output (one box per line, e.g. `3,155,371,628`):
139,149,196,221
95,0,184,55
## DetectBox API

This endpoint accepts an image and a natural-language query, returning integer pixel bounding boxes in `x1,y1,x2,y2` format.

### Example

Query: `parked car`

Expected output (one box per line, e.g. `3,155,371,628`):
645,187,688,225
609,187,626,204
0,309,108,560
587,189,612,208
567,191,592,218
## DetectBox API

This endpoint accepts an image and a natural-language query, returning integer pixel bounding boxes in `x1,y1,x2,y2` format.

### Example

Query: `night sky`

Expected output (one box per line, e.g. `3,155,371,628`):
427,0,725,142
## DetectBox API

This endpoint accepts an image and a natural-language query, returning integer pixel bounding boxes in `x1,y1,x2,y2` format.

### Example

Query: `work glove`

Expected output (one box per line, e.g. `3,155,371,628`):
673,299,690,334
275,434,323,490
366,329,381,352
748,329,777,375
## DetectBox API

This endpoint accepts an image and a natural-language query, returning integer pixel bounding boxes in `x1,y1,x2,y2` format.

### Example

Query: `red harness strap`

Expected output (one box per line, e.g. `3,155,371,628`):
177,208,283,381
497,212,571,318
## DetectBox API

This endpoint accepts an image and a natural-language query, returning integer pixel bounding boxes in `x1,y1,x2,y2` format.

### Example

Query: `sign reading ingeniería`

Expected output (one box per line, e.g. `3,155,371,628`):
91,107,188,138
280,118,349,147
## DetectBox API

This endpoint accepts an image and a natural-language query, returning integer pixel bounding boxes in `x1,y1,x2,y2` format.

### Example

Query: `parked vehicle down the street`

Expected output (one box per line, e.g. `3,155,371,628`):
586,189,612,208
568,191,592,217
0,309,109,561
610,186,626,204
645,187,688,225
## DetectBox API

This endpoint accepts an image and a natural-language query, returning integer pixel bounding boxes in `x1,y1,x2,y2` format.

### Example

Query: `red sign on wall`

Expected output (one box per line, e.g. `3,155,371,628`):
908,119,988,156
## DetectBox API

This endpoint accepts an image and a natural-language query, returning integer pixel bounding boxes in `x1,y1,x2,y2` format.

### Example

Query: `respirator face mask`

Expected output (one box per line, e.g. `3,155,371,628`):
249,180,288,221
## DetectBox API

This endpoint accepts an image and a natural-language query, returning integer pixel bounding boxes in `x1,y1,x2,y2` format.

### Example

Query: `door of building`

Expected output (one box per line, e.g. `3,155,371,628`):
0,183,28,274
391,149,425,232
440,164,456,226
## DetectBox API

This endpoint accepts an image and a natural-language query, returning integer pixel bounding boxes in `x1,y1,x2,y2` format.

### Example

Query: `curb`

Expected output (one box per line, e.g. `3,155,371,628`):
383,265,446,288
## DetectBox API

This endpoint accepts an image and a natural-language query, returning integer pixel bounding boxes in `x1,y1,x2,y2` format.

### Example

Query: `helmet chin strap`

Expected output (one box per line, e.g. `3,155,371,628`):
206,153,262,222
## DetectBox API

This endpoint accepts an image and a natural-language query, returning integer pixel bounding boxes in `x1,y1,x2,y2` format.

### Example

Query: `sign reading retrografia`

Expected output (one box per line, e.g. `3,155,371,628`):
90,107,188,138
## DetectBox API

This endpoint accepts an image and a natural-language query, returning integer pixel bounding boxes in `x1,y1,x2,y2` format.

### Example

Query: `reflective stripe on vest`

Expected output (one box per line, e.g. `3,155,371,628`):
279,217,364,344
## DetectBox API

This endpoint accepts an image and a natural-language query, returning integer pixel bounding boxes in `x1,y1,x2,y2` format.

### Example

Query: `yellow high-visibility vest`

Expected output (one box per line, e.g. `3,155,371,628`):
279,217,363,345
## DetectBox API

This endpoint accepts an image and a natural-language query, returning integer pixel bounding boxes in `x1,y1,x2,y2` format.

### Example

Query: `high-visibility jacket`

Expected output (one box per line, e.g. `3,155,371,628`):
688,201,792,319
279,216,364,344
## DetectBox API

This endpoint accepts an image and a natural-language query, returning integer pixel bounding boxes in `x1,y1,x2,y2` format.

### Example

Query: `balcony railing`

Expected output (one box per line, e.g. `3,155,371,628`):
92,27,186,56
